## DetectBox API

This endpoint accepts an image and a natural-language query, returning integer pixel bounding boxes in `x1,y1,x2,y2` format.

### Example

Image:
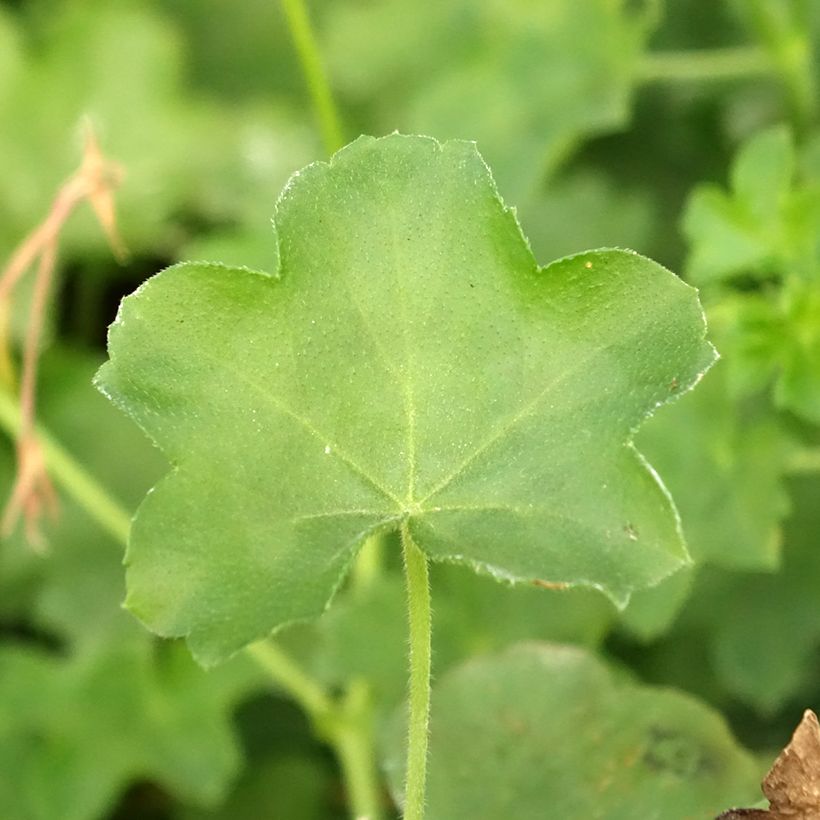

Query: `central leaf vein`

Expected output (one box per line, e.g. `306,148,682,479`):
390,215,417,504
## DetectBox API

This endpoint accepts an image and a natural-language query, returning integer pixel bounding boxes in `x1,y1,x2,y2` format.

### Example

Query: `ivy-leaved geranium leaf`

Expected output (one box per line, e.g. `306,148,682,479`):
382,642,760,819
97,134,715,666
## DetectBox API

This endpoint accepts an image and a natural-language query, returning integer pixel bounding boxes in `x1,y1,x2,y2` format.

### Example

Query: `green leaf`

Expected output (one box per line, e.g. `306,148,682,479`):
177,754,331,820
707,283,820,424
774,280,820,422
0,348,167,647
0,642,260,820
683,125,820,422
683,125,820,285
618,567,694,642
0,348,264,818
619,479,820,715
705,477,820,713
406,0,650,199
325,0,654,198
382,642,761,819
431,563,615,660
636,364,794,570
98,133,715,666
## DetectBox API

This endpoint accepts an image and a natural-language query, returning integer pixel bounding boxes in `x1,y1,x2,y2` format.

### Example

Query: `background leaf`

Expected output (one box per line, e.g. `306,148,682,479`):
0,348,264,819
382,642,761,819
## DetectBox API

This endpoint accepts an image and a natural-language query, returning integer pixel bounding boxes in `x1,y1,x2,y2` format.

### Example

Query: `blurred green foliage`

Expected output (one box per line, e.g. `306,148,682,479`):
0,0,818,817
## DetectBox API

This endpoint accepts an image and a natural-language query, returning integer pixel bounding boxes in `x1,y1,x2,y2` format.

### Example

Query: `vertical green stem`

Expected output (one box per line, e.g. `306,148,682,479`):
334,679,384,820
401,521,432,820
249,641,383,820
351,531,384,595
744,0,817,130
247,639,333,719
280,0,345,154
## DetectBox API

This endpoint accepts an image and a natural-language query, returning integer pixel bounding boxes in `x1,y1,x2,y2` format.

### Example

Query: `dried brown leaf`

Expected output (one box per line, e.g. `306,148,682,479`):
716,710,820,819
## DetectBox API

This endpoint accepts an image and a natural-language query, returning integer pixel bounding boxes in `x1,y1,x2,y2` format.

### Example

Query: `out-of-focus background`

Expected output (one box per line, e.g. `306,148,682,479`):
1,1,819,818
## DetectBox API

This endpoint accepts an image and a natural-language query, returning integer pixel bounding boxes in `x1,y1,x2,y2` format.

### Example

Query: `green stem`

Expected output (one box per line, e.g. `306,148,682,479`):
248,641,383,820
280,0,345,154
744,0,816,131
246,639,334,719
637,46,772,84
0,386,131,545
334,679,384,820
351,531,384,596
401,521,432,820
336,532,386,818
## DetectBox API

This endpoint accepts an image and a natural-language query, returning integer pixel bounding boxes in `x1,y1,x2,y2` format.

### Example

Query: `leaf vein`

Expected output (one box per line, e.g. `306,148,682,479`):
194,345,403,507
418,289,680,506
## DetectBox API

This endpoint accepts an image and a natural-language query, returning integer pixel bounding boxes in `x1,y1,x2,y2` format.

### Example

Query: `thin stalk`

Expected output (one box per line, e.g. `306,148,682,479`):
280,0,345,154
247,642,383,819
401,521,432,820
334,679,384,820
351,531,385,597
337,531,387,818
744,0,817,131
638,46,772,84
247,639,333,719
0,385,131,545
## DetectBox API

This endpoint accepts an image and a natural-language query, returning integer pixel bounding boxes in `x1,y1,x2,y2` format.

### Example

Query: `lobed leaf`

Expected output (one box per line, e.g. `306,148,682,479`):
98,134,715,665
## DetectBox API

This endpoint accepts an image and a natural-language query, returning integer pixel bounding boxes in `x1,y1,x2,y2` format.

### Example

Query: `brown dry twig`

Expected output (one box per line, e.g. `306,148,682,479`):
0,124,125,549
